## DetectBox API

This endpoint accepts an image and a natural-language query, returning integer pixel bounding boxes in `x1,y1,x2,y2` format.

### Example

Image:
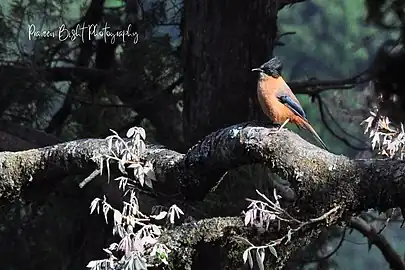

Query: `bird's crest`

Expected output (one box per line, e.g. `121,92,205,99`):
260,57,283,78
251,57,283,78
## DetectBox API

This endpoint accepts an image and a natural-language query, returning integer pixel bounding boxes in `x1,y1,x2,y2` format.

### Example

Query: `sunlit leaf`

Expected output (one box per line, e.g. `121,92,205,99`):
242,249,249,263
118,160,127,175
244,210,252,226
86,260,97,268
151,211,167,220
126,127,136,138
113,210,122,225
248,249,253,268
90,198,100,214
169,210,175,224
103,202,110,224
256,249,265,270
268,246,278,258
145,177,153,189
138,127,146,140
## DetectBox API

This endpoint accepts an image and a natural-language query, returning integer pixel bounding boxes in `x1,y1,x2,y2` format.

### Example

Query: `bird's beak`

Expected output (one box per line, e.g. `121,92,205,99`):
251,68,263,72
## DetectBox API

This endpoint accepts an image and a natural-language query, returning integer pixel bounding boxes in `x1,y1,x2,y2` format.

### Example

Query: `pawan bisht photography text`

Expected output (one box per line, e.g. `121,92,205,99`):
28,22,139,44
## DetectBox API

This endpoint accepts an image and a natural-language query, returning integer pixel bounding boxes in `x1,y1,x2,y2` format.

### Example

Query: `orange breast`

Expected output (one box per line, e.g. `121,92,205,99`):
257,76,296,124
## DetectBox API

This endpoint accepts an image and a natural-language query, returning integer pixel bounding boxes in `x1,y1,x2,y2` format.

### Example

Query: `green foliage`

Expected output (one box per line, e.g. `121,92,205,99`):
104,0,125,8
275,1,405,269
276,0,398,156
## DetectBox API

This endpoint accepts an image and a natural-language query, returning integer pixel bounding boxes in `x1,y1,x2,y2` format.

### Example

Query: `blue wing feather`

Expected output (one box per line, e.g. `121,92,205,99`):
277,95,307,120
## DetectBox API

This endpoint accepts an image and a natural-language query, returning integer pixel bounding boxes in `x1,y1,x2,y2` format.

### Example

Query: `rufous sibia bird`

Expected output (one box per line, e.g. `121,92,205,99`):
252,57,328,150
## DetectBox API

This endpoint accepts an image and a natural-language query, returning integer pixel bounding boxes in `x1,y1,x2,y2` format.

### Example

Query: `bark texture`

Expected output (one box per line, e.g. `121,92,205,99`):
2,123,405,208
182,0,279,146
1,123,405,268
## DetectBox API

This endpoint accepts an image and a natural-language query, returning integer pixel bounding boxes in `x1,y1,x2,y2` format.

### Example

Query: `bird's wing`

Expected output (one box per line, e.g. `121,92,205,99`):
277,95,307,120
282,80,302,106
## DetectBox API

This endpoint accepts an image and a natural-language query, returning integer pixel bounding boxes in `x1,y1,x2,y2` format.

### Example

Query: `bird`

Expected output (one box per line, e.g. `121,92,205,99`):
251,57,328,150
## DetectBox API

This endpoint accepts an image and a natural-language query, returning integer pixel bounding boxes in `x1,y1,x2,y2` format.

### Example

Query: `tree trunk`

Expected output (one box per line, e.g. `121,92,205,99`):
182,0,279,146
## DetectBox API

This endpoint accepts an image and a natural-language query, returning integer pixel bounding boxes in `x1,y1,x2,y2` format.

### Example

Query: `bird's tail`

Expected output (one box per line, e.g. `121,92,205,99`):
299,119,328,150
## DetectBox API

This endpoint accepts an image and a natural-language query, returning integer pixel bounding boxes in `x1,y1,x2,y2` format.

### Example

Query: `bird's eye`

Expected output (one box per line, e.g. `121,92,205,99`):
263,68,272,74
264,68,279,77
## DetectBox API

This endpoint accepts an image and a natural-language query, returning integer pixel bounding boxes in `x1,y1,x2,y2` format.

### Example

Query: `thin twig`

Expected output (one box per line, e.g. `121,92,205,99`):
315,95,367,150
79,169,101,188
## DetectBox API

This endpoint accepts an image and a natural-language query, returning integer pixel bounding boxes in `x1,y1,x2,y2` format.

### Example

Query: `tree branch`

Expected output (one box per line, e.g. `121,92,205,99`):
314,94,367,150
289,69,372,95
349,217,405,270
0,65,109,83
1,122,405,207
279,0,307,10
156,216,245,269
1,123,405,267
0,119,61,151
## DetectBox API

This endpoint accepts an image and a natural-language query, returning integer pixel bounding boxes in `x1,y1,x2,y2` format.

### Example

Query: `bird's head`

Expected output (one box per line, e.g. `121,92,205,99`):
251,56,283,78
